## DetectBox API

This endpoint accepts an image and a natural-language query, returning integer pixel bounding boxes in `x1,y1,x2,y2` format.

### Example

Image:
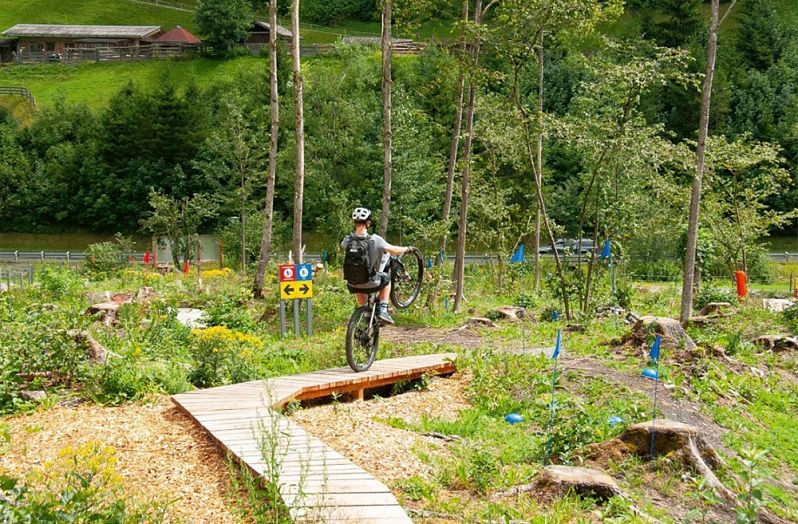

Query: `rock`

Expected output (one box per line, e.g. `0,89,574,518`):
467,317,498,328
85,302,121,326
631,316,696,351
699,302,735,317
566,323,585,333
20,390,46,402
488,306,526,321
177,308,208,329
539,465,620,499
596,305,626,318
754,335,798,352
762,298,795,313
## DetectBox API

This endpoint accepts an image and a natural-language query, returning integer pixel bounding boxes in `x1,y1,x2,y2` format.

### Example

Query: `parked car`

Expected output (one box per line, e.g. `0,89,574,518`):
538,238,596,255
47,52,63,63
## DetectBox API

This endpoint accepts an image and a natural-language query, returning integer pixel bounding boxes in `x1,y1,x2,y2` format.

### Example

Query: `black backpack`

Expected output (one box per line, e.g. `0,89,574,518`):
343,235,373,285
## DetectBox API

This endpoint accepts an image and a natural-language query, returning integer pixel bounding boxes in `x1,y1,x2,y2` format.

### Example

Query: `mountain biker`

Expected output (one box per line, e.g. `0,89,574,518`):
341,207,410,325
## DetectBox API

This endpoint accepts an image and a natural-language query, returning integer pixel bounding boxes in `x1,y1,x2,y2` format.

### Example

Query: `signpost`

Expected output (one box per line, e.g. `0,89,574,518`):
278,263,314,337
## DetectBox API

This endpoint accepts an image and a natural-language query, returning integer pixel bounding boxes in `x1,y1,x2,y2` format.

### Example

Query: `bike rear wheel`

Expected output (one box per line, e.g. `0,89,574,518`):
345,305,380,372
390,247,424,309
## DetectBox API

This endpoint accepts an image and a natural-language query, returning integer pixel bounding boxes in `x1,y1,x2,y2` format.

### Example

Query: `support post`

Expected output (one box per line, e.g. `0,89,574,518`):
279,300,286,337
306,299,312,337
293,299,300,336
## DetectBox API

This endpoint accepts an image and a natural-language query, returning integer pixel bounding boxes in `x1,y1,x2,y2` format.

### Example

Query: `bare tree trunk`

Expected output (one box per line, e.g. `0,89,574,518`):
437,0,469,265
453,0,483,313
254,0,281,298
291,0,305,264
379,0,393,238
680,0,720,324
533,33,544,289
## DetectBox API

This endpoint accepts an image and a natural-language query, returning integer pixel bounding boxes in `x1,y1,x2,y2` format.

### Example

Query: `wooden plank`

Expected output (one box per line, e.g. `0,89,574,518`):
172,353,457,523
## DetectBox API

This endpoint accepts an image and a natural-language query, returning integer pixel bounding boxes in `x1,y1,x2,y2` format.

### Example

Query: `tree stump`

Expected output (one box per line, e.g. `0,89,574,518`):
630,316,697,350
467,317,498,328
488,306,526,321
754,335,798,352
85,302,121,327
538,465,620,499
698,302,735,317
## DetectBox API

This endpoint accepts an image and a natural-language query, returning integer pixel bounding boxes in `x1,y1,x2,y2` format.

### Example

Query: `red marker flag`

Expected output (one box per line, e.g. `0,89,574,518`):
183,260,190,273
143,251,150,264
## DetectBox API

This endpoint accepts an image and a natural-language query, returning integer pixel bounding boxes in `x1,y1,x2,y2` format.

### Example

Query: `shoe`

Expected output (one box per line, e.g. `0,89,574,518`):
376,304,395,325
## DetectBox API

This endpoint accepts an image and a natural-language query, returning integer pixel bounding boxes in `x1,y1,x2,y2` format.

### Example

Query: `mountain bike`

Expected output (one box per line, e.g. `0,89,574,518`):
345,247,424,372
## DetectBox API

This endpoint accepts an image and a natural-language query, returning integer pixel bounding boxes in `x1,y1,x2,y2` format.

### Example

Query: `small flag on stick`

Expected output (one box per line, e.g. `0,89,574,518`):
544,329,562,466
647,335,662,460
600,239,611,260
183,259,190,274
510,243,525,264
143,251,150,264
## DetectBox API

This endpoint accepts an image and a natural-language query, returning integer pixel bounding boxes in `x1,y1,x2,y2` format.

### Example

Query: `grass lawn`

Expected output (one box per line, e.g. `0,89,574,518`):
0,232,150,251
0,0,196,32
0,56,266,108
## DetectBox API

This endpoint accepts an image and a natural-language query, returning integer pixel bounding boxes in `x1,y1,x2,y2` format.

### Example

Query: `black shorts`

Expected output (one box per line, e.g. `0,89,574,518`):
347,272,389,294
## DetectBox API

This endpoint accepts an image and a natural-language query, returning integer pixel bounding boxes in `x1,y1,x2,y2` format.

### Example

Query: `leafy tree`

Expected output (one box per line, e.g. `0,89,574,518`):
141,190,219,270
196,0,253,53
0,118,30,228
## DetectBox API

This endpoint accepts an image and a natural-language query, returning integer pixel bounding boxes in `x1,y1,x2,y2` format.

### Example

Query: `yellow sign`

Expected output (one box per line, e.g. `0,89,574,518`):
280,281,313,300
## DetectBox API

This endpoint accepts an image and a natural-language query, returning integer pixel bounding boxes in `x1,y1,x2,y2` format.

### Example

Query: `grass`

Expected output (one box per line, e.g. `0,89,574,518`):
0,56,266,108
0,232,150,251
0,0,196,33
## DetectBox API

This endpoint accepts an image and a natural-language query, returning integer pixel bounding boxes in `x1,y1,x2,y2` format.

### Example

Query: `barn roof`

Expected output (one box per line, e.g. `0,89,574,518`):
251,21,292,38
155,26,200,44
2,24,162,39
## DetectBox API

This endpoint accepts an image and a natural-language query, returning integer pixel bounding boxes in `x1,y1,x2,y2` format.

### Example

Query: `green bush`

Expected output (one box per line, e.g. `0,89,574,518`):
38,267,82,300
188,326,261,387
694,284,738,311
784,302,798,335
84,357,191,404
86,234,135,275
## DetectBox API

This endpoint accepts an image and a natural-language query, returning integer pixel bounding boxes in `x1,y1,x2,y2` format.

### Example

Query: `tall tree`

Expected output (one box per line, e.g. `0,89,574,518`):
379,0,393,237
453,0,484,313
438,0,469,265
291,0,306,264
680,0,736,324
195,0,253,53
254,0,282,297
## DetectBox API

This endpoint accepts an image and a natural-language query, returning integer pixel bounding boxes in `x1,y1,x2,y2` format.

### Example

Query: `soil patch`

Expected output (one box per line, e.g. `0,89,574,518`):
381,325,486,349
290,373,471,484
0,397,235,523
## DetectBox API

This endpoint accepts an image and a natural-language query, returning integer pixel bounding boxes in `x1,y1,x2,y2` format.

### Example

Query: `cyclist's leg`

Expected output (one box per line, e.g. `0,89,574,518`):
355,293,367,306
377,253,391,302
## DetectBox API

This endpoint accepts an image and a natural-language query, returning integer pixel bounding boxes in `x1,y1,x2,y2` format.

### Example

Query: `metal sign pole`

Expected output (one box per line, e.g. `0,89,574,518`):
293,299,300,336
279,300,286,337
306,299,313,337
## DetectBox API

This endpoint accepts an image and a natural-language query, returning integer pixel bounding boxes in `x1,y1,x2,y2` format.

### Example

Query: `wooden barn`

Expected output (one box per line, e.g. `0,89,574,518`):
1,24,162,55
244,21,292,46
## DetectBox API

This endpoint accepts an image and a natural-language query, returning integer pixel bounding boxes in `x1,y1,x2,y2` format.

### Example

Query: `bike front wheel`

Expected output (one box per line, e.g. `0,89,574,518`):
390,247,424,309
346,306,380,372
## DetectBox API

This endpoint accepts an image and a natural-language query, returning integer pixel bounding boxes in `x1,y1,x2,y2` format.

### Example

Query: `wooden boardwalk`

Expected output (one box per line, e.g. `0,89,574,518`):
173,353,457,523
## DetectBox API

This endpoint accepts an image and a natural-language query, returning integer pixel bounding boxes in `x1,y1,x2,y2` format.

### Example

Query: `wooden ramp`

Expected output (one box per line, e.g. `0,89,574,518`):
173,353,457,523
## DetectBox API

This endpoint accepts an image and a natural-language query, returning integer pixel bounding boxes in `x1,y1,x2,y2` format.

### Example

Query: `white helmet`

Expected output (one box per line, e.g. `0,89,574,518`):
352,207,372,222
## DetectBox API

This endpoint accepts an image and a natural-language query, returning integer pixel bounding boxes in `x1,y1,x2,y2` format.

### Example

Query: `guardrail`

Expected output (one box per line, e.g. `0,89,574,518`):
0,86,36,106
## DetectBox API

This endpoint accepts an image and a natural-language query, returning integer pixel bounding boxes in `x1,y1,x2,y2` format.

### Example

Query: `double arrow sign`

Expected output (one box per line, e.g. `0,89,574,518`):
279,263,314,300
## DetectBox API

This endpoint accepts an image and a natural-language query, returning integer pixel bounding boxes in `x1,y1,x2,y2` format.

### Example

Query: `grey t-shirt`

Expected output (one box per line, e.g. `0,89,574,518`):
341,233,389,272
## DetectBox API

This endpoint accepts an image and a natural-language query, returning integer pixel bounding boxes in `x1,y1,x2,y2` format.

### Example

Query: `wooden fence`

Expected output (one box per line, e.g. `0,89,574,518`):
12,44,195,65
0,86,36,106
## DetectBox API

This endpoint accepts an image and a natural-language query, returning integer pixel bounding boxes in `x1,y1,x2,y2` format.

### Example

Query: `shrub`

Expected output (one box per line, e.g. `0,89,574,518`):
86,234,135,274
38,267,82,300
84,357,192,404
694,284,738,310
784,302,798,335
188,326,262,387
0,441,166,522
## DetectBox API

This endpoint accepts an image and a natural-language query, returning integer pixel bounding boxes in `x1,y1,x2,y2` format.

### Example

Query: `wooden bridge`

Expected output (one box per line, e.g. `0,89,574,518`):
173,353,457,522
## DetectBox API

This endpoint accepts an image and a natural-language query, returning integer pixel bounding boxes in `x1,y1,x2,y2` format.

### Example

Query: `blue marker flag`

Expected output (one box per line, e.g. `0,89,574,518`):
510,243,525,264
552,329,562,359
649,335,661,361
600,239,611,259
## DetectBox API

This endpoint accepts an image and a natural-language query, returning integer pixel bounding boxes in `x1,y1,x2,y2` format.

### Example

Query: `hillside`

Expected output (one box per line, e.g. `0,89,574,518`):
0,0,196,33
0,57,265,108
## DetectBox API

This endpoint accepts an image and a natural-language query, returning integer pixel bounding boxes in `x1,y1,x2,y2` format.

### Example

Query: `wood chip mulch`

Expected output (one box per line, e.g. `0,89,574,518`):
290,372,472,484
0,397,236,523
